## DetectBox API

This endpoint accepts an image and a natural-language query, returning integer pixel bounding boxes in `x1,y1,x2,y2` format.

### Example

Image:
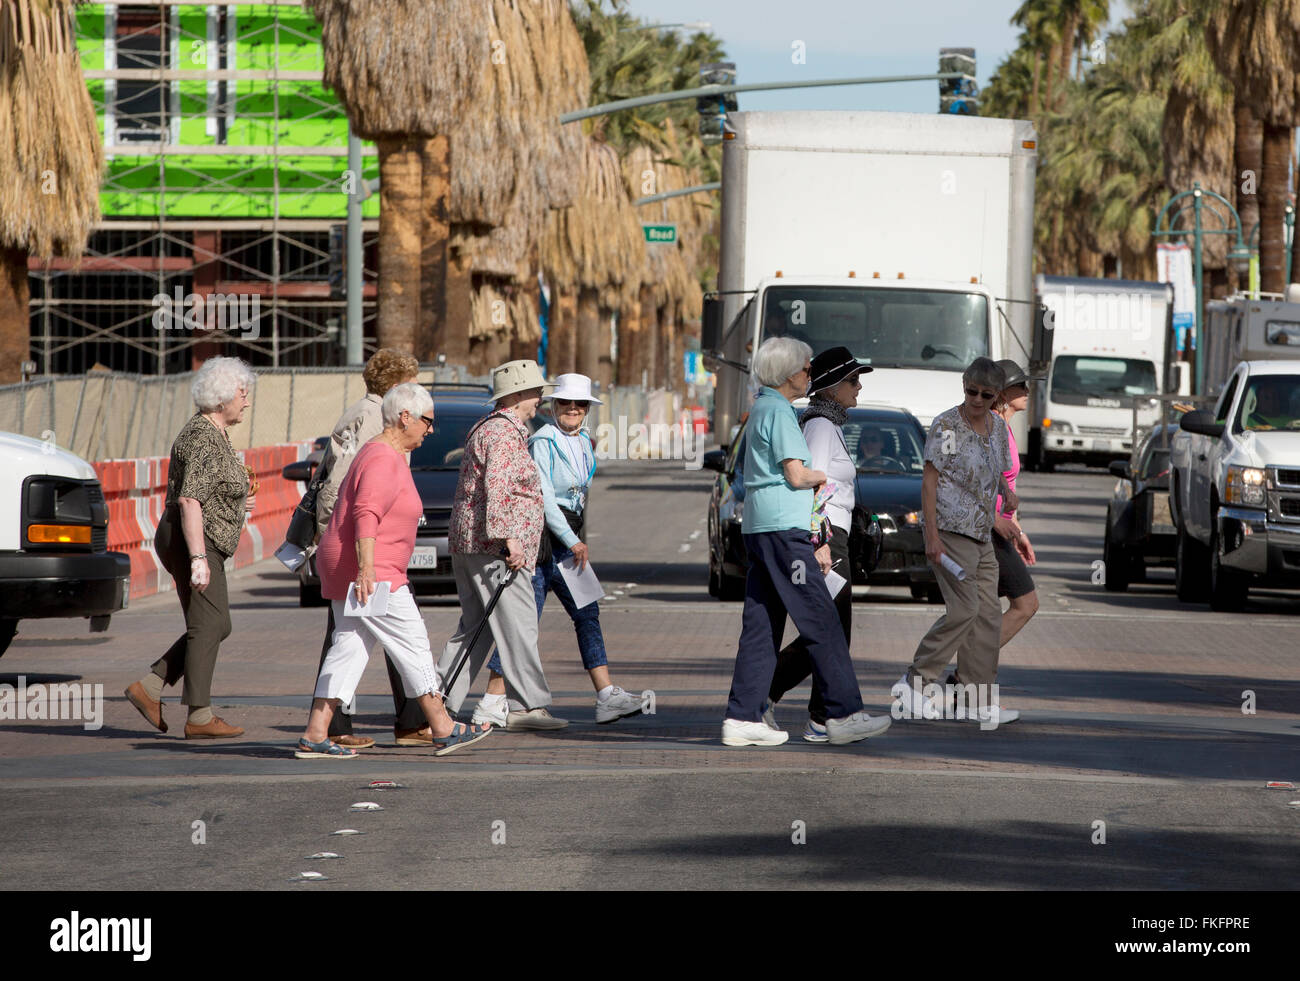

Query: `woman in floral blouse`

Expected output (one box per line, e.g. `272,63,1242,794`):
124,356,256,740
434,360,568,732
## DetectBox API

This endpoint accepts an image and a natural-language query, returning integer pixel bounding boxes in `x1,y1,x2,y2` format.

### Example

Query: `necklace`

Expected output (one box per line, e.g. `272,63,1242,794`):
960,405,992,445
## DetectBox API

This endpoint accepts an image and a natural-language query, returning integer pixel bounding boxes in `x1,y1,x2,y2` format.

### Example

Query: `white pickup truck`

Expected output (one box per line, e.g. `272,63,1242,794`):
1169,361,1300,609
0,432,131,657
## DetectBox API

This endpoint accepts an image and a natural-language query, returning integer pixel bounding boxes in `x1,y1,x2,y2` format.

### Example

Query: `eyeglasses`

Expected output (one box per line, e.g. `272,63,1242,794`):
555,399,589,408
964,387,997,400
419,414,434,432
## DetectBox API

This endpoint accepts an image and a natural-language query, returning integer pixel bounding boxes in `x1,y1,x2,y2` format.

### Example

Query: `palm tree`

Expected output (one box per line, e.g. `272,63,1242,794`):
0,0,102,383
306,0,481,354
1203,0,1300,293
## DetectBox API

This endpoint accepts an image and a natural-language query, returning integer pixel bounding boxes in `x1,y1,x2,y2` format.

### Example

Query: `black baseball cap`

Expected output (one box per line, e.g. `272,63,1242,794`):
809,346,872,393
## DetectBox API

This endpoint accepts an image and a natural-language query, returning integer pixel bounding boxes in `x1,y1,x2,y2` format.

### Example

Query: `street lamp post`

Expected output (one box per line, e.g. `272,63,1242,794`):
1152,183,1249,395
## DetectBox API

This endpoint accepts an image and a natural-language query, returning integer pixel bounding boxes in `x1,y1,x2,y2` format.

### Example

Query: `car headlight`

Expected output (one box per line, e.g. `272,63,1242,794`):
1225,465,1267,506
901,510,921,527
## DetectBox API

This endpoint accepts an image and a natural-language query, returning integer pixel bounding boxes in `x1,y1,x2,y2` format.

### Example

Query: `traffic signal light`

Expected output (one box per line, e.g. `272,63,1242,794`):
939,47,979,115
698,62,737,145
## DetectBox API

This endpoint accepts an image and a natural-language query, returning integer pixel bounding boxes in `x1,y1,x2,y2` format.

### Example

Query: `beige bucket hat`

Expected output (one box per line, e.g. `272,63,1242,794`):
491,359,555,401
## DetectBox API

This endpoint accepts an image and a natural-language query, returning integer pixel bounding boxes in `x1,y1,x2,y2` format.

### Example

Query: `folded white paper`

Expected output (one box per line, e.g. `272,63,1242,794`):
344,581,391,617
939,554,967,581
557,555,605,609
275,541,307,572
824,568,848,598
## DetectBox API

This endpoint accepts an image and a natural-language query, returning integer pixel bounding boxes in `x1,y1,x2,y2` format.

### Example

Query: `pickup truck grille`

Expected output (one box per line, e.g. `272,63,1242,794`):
1077,425,1128,437
1280,499,1300,519
1276,468,1300,488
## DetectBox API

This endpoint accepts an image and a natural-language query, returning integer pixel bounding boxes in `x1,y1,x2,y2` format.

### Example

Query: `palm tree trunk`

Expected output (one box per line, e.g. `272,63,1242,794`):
419,134,450,362
575,287,600,380
1260,123,1290,294
616,299,640,386
376,136,422,353
1029,53,1041,117
596,305,613,391
0,247,30,384
1234,107,1262,254
548,288,575,375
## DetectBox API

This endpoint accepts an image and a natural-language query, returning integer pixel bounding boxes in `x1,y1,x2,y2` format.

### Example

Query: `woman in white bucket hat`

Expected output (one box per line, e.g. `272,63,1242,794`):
433,360,568,732
471,373,644,726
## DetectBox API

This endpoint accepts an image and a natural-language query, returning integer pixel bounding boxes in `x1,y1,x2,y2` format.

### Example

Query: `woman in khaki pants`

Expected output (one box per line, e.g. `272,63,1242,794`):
891,357,1021,728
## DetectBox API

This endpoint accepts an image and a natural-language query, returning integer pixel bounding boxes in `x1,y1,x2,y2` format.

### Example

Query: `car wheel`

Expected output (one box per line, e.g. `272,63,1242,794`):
1102,525,1130,592
1175,524,1209,603
1209,524,1248,612
707,553,721,597
0,618,16,658
719,569,746,601
299,580,326,607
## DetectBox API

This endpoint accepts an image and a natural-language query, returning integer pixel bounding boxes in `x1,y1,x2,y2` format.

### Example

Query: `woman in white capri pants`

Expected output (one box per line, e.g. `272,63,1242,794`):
295,383,493,759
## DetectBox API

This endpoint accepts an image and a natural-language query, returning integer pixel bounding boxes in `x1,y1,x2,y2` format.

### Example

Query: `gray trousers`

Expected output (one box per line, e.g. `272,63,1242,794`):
436,552,552,714
907,530,1001,687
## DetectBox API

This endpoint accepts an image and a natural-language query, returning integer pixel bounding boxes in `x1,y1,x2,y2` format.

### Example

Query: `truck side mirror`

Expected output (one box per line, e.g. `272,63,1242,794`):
1178,409,1224,438
1030,302,1054,367
1107,460,1131,480
702,297,723,352
702,449,727,473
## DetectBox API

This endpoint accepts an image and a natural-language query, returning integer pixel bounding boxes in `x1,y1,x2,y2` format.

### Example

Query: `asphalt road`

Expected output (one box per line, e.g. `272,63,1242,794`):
2,459,1298,891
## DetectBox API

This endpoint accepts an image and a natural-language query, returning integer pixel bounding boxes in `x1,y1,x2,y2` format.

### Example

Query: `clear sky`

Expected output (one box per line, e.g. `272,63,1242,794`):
620,0,1132,114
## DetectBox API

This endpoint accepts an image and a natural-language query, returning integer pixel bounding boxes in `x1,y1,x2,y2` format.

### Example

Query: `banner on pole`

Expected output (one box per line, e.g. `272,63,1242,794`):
1157,243,1195,353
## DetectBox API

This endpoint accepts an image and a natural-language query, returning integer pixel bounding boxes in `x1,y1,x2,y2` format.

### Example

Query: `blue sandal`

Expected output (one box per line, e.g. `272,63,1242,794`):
294,736,358,760
433,721,493,757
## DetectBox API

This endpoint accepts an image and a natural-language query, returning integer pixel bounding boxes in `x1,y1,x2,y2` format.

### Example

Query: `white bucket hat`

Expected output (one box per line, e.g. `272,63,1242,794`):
546,373,603,405
491,360,555,401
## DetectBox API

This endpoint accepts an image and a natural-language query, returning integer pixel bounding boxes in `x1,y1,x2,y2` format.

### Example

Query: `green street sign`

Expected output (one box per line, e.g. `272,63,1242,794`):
643,224,677,244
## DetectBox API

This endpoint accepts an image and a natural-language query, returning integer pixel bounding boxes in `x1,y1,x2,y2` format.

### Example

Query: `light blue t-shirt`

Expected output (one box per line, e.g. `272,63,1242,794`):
742,387,813,533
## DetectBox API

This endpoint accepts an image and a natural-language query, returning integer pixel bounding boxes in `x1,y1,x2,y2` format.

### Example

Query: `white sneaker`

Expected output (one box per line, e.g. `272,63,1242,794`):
761,699,783,732
722,718,790,747
471,697,509,728
801,719,829,743
505,707,569,731
595,686,644,724
890,674,941,720
826,710,892,745
970,705,1020,729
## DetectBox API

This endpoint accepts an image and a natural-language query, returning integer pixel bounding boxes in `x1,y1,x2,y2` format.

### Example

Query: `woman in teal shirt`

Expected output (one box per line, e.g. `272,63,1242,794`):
722,337,891,748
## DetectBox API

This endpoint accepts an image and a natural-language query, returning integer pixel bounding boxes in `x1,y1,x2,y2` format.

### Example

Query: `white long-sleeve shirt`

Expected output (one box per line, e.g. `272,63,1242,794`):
802,415,856,533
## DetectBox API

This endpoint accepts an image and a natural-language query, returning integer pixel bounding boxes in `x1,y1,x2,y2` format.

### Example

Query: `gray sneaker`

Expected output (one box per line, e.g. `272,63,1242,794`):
595,686,644,724
505,707,569,731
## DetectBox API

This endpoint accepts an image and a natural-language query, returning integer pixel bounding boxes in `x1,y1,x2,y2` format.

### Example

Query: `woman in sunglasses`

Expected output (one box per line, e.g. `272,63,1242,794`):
470,373,644,726
891,356,1021,727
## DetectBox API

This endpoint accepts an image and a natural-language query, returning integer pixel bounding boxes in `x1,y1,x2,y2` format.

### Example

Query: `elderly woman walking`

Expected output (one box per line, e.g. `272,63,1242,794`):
124,357,256,739
309,348,426,750
297,383,493,758
763,346,876,743
722,337,891,747
435,360,567,731
471,373,643,727
892,356,1020,727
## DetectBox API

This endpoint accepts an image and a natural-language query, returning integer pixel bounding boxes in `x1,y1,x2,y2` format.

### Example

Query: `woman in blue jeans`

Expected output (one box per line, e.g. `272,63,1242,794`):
470,374,644,727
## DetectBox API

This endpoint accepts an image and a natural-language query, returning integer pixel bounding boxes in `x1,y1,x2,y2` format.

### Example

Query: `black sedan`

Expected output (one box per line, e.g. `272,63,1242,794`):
704,405,938,602
1101,423,1179,591
286,384,509,605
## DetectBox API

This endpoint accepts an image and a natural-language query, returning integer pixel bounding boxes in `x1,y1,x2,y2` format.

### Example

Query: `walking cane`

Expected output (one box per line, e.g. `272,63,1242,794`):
438,565,518,702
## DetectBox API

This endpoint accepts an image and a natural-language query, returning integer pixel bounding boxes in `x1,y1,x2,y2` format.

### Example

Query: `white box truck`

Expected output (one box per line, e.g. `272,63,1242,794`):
1030,275,1176,471
704,110,1038,449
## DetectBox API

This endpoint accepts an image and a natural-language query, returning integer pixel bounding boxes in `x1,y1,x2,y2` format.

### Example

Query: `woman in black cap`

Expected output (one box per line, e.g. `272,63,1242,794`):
764,346,881,743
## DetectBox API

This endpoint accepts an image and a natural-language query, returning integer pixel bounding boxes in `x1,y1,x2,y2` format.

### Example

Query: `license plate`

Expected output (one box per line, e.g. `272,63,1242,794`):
408,546,437,570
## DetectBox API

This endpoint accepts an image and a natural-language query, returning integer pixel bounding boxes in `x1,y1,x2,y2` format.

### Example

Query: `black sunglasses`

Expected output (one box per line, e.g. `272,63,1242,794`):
964,387,997,400
555,399,589,408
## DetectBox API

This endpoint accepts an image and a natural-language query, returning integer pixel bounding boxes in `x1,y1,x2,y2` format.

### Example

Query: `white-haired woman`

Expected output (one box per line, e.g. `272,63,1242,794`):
722,336,890,748
125,356,257,739
892,356,1021,727
298,383,492,758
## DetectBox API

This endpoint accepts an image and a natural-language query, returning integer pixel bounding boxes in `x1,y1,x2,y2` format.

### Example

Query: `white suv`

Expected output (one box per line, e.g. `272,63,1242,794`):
0,432,131,657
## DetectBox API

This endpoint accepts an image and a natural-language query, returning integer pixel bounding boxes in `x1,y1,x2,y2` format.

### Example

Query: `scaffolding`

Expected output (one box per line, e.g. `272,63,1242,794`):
30,0,382,375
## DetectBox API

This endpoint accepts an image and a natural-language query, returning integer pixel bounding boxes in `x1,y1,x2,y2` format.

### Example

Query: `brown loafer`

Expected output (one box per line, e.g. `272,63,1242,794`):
394,727,433,746
124,681,167,733
184,716,244,739
331,734,375,750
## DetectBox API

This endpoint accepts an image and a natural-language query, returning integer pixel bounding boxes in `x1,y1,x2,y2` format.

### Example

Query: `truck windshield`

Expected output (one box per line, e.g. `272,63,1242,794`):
760,287,988,370
1236,377,1300,432
1050,356,1157,403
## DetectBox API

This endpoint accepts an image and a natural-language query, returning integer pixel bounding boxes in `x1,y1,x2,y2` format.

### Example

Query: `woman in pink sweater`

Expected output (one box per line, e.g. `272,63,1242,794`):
296,383,492,759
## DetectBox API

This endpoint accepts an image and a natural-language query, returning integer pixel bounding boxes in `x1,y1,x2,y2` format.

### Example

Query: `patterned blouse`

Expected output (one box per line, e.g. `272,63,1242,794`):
164,412,250,557
448,410,545,566
923,405,1011,543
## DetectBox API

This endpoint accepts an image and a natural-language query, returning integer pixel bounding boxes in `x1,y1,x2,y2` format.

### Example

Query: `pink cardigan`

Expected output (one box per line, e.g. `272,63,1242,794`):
316,440,422,600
